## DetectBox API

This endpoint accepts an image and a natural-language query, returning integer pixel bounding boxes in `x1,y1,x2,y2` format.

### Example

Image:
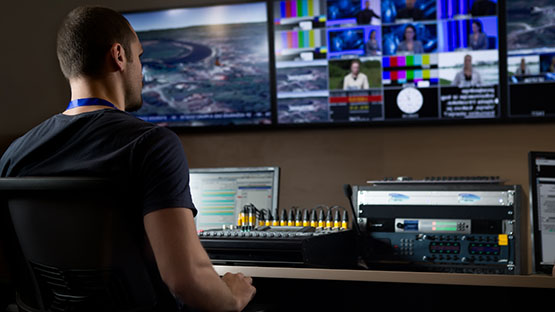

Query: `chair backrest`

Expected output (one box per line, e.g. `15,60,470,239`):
0,177,157,312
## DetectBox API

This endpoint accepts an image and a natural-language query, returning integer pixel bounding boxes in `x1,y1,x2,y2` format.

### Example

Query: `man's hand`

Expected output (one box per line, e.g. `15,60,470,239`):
222,272,256,311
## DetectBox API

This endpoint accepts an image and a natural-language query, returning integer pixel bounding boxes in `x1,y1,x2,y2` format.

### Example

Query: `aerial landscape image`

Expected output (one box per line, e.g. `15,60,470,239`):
506,0,555,52
124,3,272,126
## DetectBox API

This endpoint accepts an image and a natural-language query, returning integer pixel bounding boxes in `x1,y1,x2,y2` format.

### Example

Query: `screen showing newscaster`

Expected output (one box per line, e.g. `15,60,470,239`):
273,0,500,124
506,0,555,118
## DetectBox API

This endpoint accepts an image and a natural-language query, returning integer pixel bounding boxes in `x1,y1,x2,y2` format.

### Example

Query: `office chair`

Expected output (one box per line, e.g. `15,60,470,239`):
0,177,158,312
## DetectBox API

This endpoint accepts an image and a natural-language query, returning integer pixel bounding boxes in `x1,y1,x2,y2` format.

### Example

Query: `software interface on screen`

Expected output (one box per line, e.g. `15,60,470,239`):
273,0,500,124
123,2,272,127
506,0,555,118
189,168,279,231
531,155,555,269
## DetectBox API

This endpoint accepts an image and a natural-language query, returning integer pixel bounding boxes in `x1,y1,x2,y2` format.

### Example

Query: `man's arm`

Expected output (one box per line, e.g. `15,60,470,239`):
144,208,256,312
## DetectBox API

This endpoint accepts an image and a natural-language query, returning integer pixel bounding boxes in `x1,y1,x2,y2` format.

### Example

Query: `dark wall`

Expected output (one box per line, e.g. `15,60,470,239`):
1,0,553,277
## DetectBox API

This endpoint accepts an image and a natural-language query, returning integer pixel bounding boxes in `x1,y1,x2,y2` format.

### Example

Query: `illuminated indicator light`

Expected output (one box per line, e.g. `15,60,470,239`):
432,221,437,226
432,227,437,231
498,234,508,246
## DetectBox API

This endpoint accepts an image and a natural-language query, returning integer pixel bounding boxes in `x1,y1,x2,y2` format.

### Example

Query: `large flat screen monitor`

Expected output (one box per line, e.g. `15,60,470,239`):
506,0,555,118
273,0,501,124
123,2,272,127
189,167,280,231
529,152,555,274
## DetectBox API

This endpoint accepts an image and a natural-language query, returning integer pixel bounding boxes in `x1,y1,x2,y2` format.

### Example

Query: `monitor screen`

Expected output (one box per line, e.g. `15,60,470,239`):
529,152,555,274
123,2,272,127
506,0,555,118
189,167,280,231
273,0,501,124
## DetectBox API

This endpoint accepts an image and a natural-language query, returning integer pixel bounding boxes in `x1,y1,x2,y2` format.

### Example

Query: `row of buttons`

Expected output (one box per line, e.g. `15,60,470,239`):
198,231,313,238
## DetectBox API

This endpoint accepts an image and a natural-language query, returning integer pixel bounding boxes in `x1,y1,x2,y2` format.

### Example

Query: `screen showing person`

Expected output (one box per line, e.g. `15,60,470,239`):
469,20,488,50
439,51,499,86
382,0,437,23
383,23,437,55
356,0,381,25
328,58,381,90
438,52,497,89
453,54,481,87
365,28,381,55
398,24,424,54
344,59,369,89
437,17,497,52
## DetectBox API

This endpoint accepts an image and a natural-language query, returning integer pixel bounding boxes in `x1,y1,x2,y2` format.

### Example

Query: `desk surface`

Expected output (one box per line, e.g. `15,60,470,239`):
213,265,555,289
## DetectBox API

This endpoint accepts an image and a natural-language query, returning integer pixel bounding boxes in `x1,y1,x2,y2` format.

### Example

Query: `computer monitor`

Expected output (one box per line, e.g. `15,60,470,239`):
273,0,501,125
189,167,280,231
529,151,555,274
122,2,272,128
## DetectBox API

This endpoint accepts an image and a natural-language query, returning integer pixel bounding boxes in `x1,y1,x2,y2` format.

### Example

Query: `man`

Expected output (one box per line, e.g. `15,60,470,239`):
0,6,255,311
396,0,424,21
343,59,369,90
356,1,380,25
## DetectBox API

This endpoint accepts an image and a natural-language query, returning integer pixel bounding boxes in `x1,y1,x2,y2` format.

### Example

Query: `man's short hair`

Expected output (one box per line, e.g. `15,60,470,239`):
56,6,136,79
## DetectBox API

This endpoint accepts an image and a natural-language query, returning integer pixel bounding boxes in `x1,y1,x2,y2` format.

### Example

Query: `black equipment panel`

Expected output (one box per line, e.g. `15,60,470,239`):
354,184,522,274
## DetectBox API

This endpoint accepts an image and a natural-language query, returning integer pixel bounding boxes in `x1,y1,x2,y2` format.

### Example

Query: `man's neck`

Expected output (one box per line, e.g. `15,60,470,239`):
64,76,125,115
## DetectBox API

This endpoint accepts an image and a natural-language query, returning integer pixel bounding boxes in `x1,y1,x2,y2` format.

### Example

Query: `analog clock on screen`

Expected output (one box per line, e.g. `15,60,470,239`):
396,87,423,114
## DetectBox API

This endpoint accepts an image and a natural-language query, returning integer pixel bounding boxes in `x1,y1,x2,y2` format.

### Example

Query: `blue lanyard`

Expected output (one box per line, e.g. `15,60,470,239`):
66,98,117,110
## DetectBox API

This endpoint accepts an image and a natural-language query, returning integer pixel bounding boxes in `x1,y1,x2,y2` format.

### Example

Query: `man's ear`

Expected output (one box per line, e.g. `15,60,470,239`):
109,43,126,72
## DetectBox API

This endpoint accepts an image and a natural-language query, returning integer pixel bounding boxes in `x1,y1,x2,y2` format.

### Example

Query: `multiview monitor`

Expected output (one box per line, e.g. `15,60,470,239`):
529,152,555,274
506,0,555,118
123,2,272,127
189,167,280,232
273,0,501,124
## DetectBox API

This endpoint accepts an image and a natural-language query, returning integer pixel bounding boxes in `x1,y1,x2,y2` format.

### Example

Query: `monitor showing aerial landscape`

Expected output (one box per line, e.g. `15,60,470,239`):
124,2,272,127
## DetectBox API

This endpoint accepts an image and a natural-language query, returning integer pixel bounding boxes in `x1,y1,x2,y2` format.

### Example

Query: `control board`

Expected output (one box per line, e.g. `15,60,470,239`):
199,226,356,268
354,184,521,274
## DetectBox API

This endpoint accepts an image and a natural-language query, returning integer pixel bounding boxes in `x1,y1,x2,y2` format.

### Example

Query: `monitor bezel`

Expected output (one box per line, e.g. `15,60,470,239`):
528,151,555,274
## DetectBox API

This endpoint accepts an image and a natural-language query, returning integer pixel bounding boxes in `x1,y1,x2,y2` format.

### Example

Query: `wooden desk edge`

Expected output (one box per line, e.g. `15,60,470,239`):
213,265,555,289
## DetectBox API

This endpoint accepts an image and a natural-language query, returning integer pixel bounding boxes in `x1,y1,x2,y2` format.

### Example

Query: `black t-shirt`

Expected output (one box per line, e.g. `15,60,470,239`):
0,108,197,310
0,109,196,216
